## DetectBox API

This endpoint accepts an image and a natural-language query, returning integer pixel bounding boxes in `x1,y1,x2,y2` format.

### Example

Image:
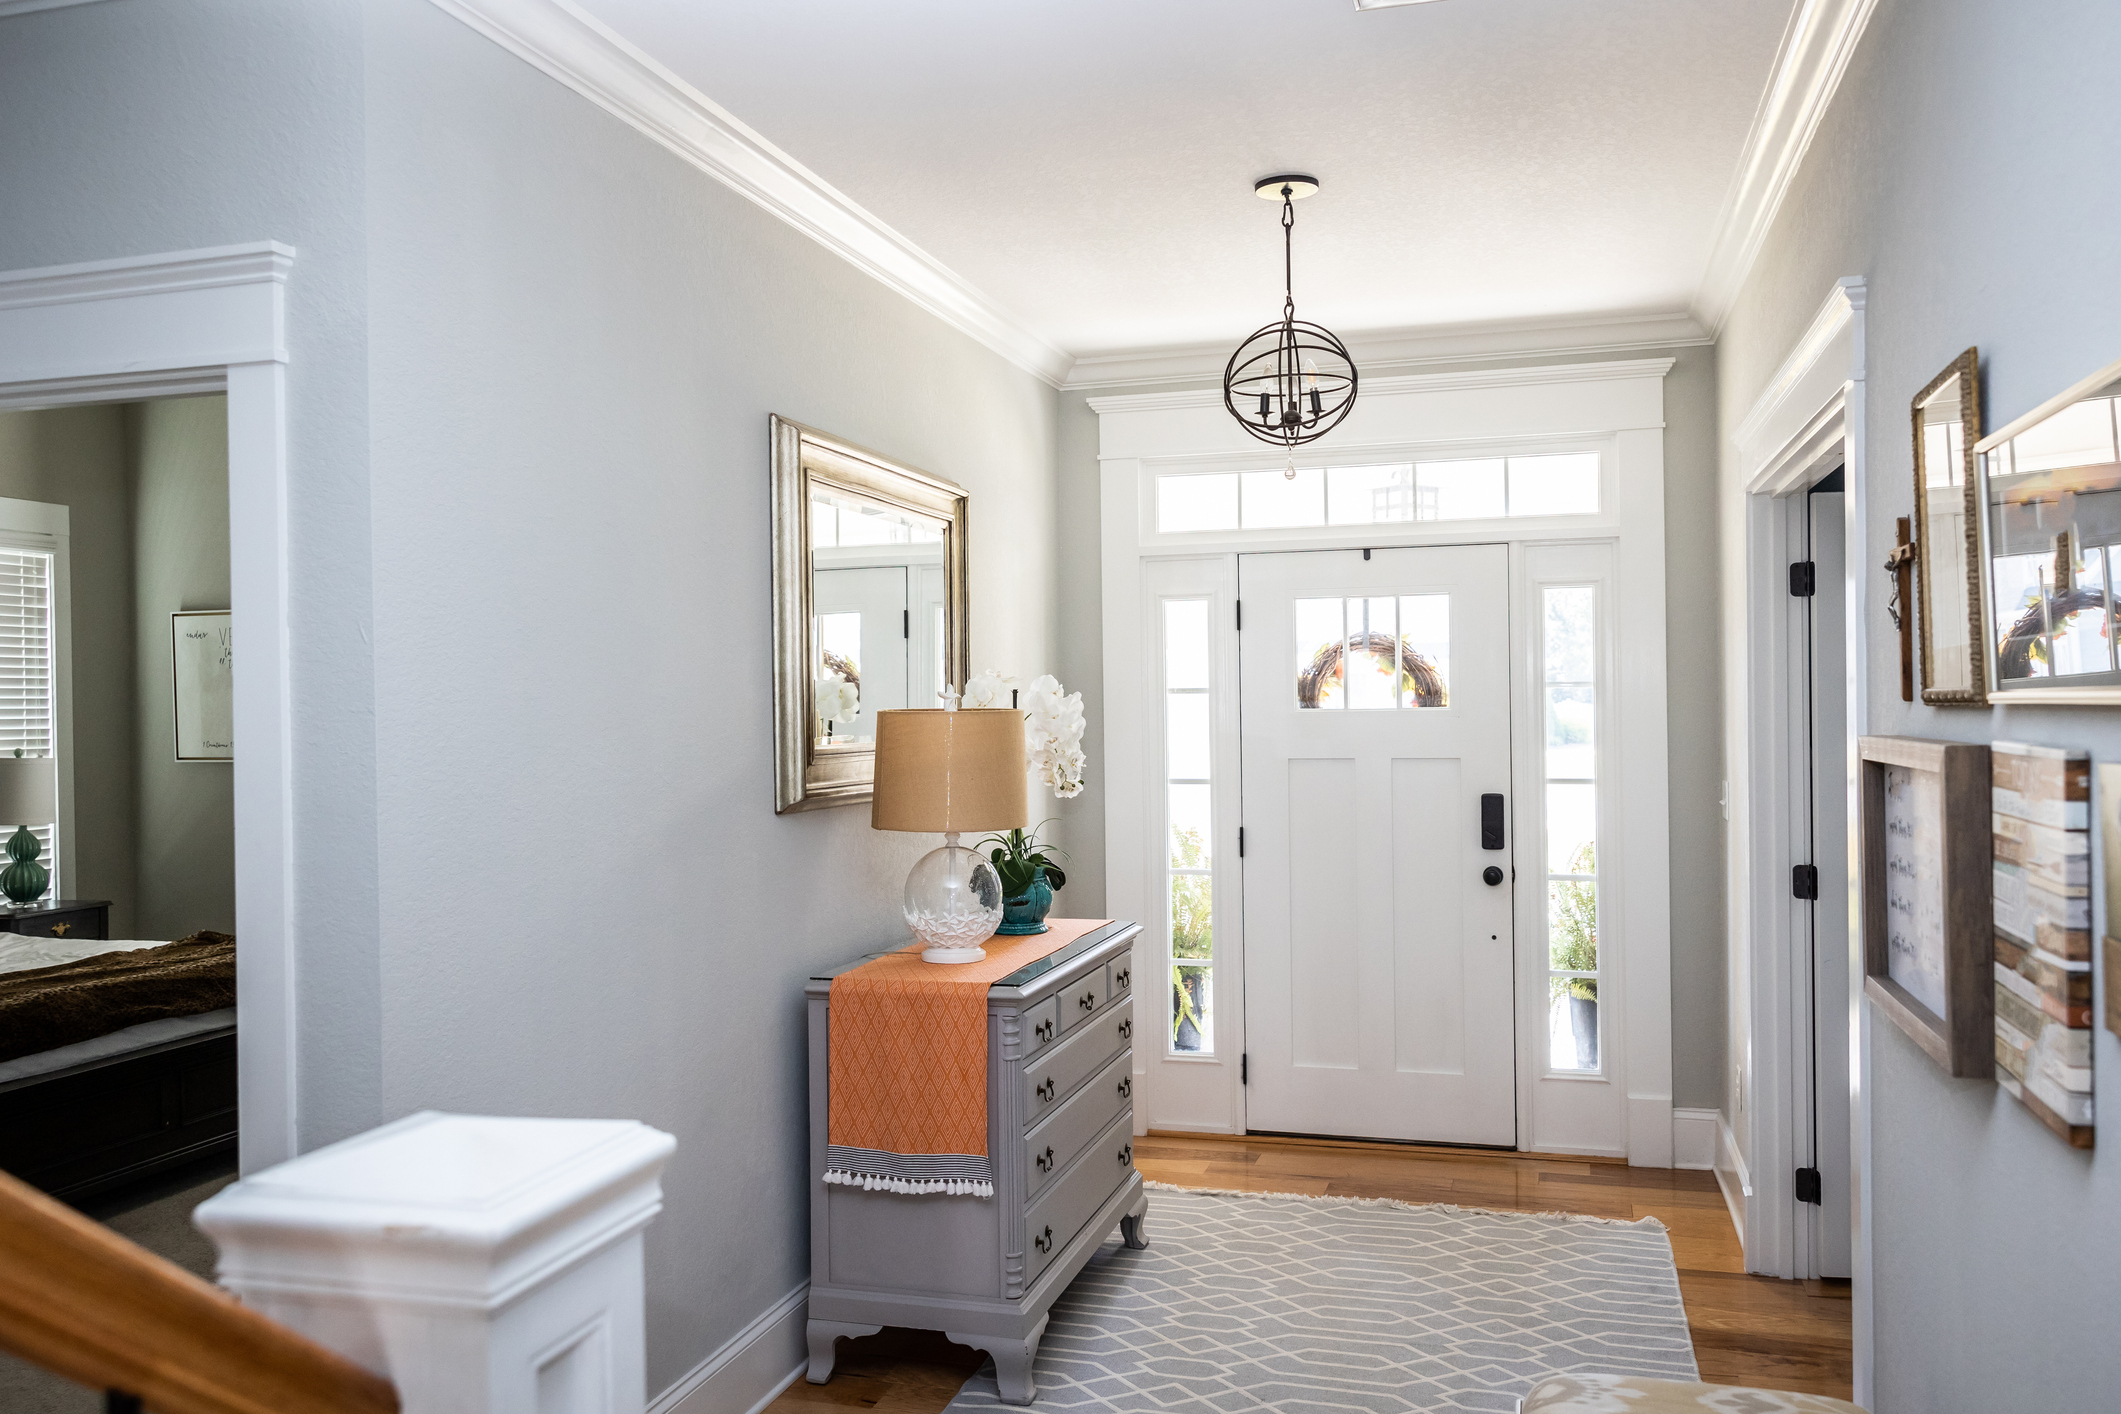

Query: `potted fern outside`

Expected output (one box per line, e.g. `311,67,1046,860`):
1551,842,1598,1070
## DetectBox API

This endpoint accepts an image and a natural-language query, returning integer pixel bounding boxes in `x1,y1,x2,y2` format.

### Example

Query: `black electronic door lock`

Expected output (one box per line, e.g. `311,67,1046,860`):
1481,793,1505,850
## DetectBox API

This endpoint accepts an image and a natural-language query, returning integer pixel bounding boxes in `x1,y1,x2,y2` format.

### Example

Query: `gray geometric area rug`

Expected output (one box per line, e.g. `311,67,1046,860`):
945,1184,1697,1414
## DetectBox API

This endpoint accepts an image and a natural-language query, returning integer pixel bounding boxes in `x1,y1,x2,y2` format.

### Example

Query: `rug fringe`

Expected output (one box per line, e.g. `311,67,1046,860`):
1143,1179,1668,1231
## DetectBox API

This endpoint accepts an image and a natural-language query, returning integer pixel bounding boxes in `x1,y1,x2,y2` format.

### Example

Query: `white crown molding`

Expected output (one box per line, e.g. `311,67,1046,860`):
424,0,1073,387
1064,310,1708,392
1692,0,1881,336
1730,275,1865,476
1086,356,1676,415
0,0,112,17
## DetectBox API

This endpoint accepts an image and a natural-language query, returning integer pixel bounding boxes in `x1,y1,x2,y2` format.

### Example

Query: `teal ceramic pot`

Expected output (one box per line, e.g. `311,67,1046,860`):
996,865,1054,936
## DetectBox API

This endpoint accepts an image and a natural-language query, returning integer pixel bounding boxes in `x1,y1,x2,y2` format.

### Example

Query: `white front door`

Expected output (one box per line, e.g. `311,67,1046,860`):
1240,545,1517,1145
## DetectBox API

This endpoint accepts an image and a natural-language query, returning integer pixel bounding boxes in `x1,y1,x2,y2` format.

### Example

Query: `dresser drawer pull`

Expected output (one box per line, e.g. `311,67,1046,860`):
1117,1143,1133,1167
50,922,71,937
1034,1018,1055,1043
1033,1225,1053,1254
1036,1145,1054,1173
1117,1077,1132,1100
1114,966,1131,989
1118,1018,1132,1040
1078,989,1097,1012
1036,1078,1056,1104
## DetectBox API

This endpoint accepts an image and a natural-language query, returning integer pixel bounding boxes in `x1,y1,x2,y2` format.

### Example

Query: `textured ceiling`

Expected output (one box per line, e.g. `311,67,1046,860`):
575,0,1794,357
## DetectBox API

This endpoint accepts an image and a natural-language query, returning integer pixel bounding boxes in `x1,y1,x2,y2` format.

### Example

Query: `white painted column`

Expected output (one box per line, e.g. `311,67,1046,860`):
194,1111,676,1414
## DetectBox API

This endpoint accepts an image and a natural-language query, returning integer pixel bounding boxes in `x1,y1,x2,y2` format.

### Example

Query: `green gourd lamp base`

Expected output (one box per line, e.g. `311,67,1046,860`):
1,823,48,905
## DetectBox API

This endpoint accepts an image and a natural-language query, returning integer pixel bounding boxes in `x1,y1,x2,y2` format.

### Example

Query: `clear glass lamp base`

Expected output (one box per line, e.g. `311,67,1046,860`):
904,834,1003,965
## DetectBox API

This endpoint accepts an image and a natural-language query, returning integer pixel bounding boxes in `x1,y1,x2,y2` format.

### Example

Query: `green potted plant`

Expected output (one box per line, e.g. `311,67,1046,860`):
1551,842,1598,1069
980,823,1068,936
1170,827,1212,1050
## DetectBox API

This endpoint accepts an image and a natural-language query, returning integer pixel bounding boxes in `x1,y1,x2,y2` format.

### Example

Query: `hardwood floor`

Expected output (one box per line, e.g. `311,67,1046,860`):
769,1133,1853,1414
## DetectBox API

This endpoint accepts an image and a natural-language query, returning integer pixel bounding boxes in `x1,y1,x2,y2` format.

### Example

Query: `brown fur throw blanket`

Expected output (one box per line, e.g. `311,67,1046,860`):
0,932,235,1062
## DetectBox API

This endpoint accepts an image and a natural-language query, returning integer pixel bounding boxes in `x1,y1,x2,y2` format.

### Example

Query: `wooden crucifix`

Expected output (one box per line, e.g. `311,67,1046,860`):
1884,516,1916,701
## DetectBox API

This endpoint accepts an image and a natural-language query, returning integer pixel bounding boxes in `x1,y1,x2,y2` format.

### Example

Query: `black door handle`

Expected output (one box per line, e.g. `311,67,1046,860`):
1483,865,1505,886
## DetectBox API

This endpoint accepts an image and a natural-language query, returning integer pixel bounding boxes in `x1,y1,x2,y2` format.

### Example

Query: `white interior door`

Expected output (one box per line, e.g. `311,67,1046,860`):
1240,545,1517,1145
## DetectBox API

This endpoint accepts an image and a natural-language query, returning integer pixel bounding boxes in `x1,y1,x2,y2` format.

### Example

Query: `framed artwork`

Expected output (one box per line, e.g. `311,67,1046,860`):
1858,736,1992,1076
1992,741,2092,1146
1911,348,1986,703
2097,763,2121,1045
1974,354,2121,703
171,610,232,762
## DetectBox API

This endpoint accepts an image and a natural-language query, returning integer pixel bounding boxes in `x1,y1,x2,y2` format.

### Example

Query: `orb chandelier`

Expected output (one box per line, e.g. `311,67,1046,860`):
1223,175,1357,460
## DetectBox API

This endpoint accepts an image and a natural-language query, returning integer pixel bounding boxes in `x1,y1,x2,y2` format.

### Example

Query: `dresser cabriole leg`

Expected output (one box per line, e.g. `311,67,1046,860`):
1120,1190,1150,1249
805,1320,882,1383
949,1314,1048,1406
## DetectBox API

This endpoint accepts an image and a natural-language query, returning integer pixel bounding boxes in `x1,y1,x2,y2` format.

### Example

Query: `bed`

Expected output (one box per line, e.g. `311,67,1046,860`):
0,932,238,1200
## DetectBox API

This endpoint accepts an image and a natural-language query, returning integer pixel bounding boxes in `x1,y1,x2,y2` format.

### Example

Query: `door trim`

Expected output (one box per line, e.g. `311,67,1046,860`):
1096,361,1675,1163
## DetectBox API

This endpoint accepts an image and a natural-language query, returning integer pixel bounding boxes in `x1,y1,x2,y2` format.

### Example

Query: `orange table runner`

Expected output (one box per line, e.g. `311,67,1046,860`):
825,918,1113,1197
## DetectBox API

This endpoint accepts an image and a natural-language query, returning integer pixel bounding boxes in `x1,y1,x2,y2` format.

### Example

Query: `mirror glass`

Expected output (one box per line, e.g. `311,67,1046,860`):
1914,359,1982,698
809,487,949,749
1982,373,2121,689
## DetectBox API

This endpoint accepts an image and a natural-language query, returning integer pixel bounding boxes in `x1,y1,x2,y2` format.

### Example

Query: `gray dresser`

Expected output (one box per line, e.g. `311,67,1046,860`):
804,920,1145,1404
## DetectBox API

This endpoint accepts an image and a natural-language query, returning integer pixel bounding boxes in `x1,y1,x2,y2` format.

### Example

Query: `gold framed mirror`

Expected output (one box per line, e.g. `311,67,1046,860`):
772,416,969,812
1912,348,1986,703
1975,354,2121,704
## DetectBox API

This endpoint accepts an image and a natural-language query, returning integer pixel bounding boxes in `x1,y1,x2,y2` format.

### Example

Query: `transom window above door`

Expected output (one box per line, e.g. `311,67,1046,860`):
1155,452,1600,534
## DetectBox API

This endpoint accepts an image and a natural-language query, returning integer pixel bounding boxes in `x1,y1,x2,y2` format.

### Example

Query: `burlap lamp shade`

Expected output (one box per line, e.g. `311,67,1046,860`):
871,709,1027,834
871,707,1026,963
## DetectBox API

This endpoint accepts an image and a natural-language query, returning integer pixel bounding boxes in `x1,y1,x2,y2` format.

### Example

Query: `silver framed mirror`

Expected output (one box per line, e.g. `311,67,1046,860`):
1912,348,1986,703
1975,354,2121,704
772,415,970,812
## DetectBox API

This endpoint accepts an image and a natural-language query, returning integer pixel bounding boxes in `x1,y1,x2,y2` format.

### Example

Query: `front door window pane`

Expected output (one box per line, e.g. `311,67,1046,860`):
1296,594,1451,709
1295,597,1347,708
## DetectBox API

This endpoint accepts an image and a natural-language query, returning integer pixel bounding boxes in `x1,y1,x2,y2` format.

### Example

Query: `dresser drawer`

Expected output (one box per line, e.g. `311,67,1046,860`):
1022,1002,1130,1126
6,905,108,941
1020,996,1062,1060
1106,949,1134,1001
1024,1048,1133,1200
1024,1108,1136,1286
1059,970,1105,1029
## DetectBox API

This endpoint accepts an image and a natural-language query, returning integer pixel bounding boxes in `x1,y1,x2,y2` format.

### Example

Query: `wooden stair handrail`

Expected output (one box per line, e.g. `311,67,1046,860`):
0,1166,398,1414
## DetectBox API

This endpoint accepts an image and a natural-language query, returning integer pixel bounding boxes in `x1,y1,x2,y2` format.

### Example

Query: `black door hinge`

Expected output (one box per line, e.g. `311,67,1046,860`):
1795,1167,1822,1205
902,608,909,639
1789,561,1816,597
1241,1053,1248,1085
1235,600,1242,630
1791,864,1819,900
1238,826,1245,858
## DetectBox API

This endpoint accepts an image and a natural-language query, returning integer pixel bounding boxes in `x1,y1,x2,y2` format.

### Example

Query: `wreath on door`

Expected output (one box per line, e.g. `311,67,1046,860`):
1296,632,1447,708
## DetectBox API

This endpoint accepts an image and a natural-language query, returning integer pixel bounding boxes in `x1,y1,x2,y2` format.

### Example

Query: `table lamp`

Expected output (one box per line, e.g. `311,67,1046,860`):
0,754,57,906
872,703,1026,963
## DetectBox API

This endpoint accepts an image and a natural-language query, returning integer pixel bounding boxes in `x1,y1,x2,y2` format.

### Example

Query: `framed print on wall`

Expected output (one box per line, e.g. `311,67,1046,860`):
1912,348,1986,703
171,610,232,762
1975,354,2121,703
1992,741,2093,1147
1858,736,1992,1076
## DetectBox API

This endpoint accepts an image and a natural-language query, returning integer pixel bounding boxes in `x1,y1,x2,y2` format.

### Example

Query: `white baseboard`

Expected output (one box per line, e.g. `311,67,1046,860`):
1625,1092,1674,1168
1671,1108,1720,1170
1712,1113,1751,1249
649,1283,808,1414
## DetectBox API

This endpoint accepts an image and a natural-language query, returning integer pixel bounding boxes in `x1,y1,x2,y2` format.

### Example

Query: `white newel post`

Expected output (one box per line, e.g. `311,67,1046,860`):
193,1111,676,1414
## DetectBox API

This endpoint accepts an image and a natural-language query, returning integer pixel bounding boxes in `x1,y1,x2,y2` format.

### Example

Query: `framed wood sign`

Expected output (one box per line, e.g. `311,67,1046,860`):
1992,741,2093,1147
1858,736,1992,1076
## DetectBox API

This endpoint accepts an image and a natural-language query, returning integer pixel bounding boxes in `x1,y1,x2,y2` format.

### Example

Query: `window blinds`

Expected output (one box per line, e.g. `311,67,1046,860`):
0,548,56,897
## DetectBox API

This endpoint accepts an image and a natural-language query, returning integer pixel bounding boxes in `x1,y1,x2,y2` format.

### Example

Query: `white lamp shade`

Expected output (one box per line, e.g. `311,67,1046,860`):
0,756,56,826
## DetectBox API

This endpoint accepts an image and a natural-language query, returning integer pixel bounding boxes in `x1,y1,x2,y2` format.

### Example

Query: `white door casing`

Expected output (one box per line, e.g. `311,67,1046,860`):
1240,545,1516,1145
1097,358,1673,1163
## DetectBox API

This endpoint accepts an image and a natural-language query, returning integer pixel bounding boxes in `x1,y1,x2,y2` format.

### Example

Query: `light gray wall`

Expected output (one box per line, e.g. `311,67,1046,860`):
359,0,1060,1393
1717,0,2121,1403
126,396,235,940
0,0,383,1146
1055,342,1728,1110
0,404,140,934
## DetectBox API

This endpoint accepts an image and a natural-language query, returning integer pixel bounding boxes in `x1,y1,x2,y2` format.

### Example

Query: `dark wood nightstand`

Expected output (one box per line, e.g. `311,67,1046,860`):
0,900,111,940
